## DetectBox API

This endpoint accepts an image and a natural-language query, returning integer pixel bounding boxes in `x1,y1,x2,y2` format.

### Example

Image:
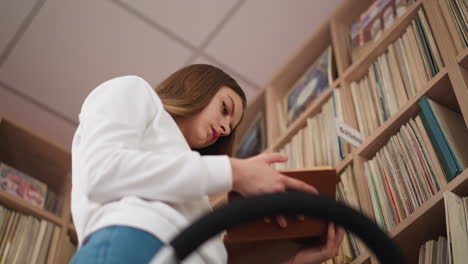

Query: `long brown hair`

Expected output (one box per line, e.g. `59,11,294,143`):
155,64,247,156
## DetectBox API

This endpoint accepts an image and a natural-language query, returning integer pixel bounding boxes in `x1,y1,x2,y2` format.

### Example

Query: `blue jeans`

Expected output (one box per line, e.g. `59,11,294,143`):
70,225,164,264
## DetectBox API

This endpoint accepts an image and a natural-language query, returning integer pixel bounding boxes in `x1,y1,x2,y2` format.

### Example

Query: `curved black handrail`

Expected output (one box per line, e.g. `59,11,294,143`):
169,192,405,263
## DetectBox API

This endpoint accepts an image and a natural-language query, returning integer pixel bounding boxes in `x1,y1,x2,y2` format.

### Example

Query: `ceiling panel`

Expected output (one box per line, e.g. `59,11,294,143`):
192,56,260,104
0,83,76,149
119,0,239,47
0,0,192,123
205,0,342,87
0,0,38,55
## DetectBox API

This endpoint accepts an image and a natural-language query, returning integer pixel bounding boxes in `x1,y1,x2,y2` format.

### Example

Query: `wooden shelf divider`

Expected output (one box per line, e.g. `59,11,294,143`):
0,191,63,225
336,152,354,175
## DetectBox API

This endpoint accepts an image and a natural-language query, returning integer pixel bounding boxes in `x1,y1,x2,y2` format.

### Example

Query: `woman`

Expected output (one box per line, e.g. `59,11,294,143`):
70,64,343,264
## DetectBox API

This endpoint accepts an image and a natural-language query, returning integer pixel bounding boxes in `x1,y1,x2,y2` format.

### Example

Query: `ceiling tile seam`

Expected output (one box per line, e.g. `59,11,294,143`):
0,0,47,69
110,0,260,91
0,80,79,127
111,0,198,53
184,0,245,65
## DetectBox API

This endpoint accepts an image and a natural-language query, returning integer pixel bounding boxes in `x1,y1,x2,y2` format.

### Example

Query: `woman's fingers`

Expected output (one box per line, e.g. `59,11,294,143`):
334,225,345,246
259,153,288,164
277,215,288,228
281,175,319,194
320,223,342,259
326,223,336,246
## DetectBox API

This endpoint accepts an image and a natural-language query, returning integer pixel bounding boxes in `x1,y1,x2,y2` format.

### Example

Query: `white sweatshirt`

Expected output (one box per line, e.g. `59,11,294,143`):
71,75,232,263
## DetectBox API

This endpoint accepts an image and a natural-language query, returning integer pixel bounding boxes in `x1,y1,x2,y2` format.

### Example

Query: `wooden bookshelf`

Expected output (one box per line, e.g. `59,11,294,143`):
0,117,76,263
458,48,468,69
231,0,468,263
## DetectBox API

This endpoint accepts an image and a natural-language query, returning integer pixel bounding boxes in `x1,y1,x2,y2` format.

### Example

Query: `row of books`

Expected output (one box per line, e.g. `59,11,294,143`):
349,0,417,62
364,96,468,233
0,162,59,214
444,0,467,47
364,114,441,232
333,165,364,264
418,236,448,264
351,7,443,138
274,89,349,170
417,191,468,264
443,191,468,264
0,204,61,264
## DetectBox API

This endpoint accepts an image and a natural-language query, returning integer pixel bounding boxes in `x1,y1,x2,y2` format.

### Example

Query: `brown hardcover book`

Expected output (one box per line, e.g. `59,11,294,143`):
224,167,337,243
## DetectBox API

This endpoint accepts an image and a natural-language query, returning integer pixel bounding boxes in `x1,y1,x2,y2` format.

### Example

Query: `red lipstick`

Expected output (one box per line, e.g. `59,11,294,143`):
211,128,219,141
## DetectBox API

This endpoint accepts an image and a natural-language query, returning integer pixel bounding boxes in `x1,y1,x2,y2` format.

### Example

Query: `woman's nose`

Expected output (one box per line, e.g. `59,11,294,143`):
220,123,230,136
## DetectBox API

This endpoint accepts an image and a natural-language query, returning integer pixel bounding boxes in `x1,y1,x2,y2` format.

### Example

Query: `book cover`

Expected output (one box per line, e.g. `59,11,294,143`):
418,97,468,181
0,163,47,208
444,191,468,264
225,167,337,243
419,98,456,180
414,15,437,77
284,47,332,125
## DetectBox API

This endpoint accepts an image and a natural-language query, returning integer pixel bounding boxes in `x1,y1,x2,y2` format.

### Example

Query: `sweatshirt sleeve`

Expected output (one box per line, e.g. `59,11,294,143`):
75,75,232,204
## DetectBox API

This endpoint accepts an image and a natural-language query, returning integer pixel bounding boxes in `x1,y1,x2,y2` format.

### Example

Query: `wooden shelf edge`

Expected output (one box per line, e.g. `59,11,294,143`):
0,190,62,225
350,253,371,264
444,167,468,193
342,1,423,81
356,69,448,157
336,152,354,175
389,186,444,238
271,79,340,151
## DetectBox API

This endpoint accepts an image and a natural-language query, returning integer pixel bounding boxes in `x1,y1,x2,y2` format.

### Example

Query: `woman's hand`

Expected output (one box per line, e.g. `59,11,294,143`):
230,153,318,196
230,153,317,228
288,223,345,264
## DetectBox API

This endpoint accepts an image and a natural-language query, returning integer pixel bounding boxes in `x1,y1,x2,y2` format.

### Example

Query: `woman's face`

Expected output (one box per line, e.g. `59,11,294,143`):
177,86,244,149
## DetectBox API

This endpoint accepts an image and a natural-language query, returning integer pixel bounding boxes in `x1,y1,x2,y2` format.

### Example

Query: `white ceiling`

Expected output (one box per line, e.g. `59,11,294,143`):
0,0,342,149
